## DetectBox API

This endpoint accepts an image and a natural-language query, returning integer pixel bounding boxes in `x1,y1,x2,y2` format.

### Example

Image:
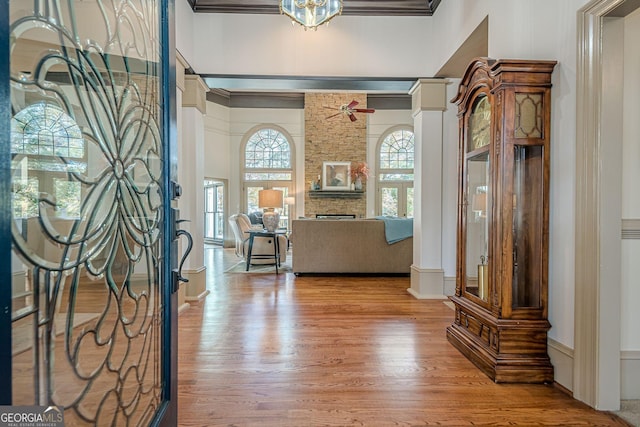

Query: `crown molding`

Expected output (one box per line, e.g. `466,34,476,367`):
188,0,440,16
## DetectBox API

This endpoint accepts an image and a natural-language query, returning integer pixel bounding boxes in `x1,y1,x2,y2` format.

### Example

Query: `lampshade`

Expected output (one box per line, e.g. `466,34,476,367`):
471,192,487,215
258,189,284,209
280,0,343,30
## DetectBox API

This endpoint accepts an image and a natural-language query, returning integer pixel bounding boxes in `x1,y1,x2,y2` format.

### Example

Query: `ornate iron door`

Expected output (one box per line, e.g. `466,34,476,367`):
3,0,178,424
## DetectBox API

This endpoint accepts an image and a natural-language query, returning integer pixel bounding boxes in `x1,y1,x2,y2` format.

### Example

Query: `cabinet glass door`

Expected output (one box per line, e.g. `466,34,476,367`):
512,145,544,308
465,151,490,301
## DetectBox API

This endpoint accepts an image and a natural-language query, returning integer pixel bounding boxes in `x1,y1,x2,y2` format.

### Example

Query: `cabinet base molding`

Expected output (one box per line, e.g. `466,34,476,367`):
447,296,554,383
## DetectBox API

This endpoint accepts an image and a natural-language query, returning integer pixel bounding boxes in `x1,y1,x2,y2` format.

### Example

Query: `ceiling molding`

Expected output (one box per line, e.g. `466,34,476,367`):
202,75,418,93
367,94,412,110
188,0,440,16
205,91,411,110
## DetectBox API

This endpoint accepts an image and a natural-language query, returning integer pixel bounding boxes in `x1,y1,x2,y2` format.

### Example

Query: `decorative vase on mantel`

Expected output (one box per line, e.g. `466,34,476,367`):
354,177,363,191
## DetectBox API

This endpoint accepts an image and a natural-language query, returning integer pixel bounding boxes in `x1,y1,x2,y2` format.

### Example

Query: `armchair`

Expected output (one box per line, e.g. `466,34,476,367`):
228,213,287,265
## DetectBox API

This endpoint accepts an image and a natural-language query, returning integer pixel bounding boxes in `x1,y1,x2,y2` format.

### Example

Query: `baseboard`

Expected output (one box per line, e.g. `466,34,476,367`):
444,276,455,296
12,270,27,298
407,266,446,299
548,337,574,393
621,350,640,399
183,266,209,302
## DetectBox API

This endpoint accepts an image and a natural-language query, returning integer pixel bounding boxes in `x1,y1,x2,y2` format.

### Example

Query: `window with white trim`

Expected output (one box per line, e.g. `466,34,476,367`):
377,128,415,218
242,128,294,229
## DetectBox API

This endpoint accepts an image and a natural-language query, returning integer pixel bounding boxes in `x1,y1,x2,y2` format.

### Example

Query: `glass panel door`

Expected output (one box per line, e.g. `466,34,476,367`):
379,184,413,217
6,0,176,424
204,180,225,244
381,187,399,216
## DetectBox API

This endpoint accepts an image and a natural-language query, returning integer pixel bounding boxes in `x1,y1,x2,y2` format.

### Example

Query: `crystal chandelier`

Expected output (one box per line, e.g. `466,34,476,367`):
280,0,343,30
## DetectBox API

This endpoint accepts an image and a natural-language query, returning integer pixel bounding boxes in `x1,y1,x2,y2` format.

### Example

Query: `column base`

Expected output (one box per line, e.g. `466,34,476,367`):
407,266,446,299
184,266,209,302
177,282,190,314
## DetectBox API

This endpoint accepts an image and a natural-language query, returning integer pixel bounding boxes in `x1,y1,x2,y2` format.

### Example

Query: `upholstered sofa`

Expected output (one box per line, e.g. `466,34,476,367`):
290,219,412,274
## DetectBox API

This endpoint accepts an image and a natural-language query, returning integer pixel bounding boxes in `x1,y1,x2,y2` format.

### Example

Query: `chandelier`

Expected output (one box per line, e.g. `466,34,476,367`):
280,0,343,30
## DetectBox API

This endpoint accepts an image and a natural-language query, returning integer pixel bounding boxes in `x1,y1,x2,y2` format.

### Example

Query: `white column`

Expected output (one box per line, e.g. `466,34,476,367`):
407,79,450,299
179,72,209,302
174,53,190,313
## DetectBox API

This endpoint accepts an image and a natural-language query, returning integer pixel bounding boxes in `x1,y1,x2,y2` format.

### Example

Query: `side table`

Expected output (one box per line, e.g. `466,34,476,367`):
245,230,284,274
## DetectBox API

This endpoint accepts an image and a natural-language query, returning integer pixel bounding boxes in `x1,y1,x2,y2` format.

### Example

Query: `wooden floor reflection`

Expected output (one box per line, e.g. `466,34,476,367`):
177,246,629,426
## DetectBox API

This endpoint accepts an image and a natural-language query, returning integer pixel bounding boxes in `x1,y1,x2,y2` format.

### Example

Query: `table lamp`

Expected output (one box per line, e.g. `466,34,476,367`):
258,189,283,232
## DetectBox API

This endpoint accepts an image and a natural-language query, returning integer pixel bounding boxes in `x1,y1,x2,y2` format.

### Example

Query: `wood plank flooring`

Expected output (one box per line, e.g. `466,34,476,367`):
177,246,630,426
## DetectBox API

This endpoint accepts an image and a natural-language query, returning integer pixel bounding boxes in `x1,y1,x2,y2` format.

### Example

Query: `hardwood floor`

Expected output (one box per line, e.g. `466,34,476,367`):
177,246,630,426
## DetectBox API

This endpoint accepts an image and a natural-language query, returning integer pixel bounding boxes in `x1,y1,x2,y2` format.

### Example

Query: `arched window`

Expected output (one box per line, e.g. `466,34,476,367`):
245,128,291,170
11,103,85,219
242,127,294,229
12,103,84,158
377,128,415,217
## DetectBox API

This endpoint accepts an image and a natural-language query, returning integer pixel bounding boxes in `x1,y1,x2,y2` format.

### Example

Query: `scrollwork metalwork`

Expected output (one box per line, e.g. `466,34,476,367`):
10,1,164,425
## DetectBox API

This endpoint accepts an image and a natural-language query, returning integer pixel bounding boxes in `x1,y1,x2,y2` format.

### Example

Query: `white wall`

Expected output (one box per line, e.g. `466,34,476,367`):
175,0,196,64
621,8,640,352
204,102,232,180
216,108,305,220
185,14,434,77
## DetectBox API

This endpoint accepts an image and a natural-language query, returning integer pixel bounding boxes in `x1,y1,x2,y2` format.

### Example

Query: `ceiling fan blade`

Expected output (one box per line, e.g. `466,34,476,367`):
349,113,357,122
326,112,342,119
353,108,375,113
347,100,359,109
323,105,340,110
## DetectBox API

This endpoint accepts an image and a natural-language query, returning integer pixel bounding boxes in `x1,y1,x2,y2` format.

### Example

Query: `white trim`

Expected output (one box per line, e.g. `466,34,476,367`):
575,0,634,411
407,266,446,299
621,351,640,399
621,350,640,360
443,276,455,296
622,219,640,239
548,338,574,392
183,268,209,302
183,266,206,274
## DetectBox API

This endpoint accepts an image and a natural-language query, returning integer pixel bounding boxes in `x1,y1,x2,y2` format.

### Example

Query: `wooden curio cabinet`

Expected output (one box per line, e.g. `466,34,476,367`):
446,58,557,383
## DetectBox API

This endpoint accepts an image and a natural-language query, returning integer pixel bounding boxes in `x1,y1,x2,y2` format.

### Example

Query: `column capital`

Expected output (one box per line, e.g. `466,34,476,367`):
408,78,451,115
183,75,209,114
176,51,189,92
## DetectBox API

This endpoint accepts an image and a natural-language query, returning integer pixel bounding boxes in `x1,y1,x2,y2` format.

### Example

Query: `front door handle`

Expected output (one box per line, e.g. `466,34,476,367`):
170,207,193,294
175,220,193,283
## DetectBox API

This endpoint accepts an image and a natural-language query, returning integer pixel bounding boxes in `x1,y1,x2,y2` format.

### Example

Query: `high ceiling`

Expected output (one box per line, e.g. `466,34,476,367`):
187,0,441,16
185,0,447,105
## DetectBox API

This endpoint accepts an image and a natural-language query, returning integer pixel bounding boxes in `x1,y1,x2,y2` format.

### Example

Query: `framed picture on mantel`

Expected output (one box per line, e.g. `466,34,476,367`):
322,161,351,191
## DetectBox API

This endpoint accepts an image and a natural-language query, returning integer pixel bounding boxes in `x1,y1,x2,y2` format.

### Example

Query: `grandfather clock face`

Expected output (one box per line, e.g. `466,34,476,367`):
468,95,491,151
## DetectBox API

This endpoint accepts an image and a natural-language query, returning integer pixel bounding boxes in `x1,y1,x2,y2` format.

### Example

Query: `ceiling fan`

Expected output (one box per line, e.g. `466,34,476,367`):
324,100,375,122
